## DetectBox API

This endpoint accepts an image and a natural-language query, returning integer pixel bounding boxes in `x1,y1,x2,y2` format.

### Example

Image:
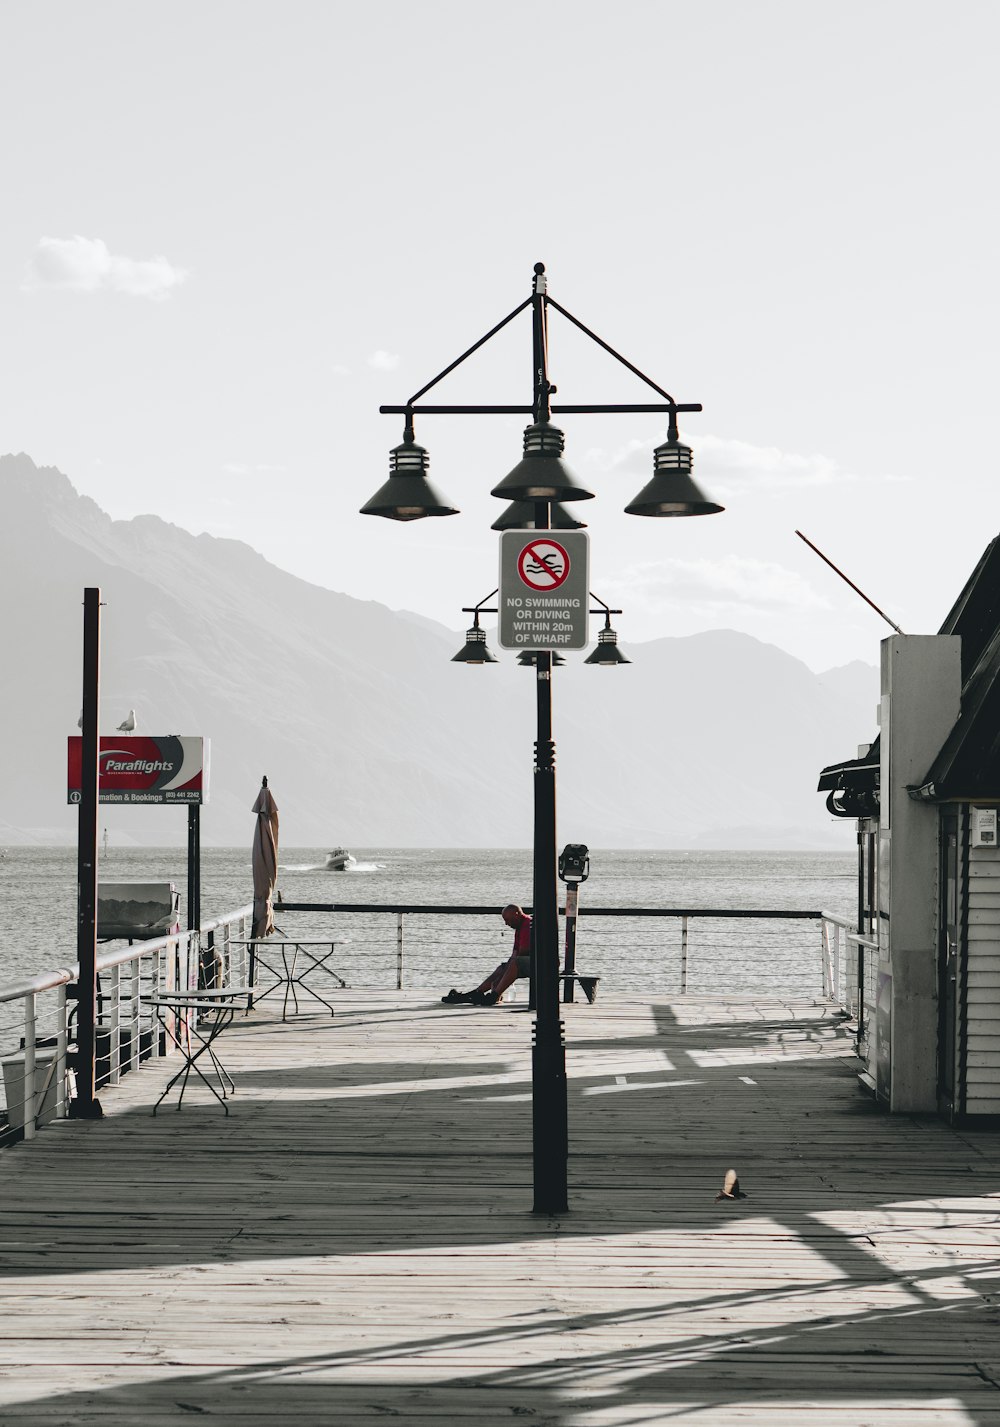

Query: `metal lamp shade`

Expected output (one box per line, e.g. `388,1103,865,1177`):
490,422,595,503
492,499,587,531
517,650,566,666
625,437,724,518
360,437,459,521
452,626,497,664
584,627,630,666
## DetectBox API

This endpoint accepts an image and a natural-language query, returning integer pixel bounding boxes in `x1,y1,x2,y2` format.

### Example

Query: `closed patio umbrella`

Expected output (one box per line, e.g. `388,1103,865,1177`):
251,775,279,940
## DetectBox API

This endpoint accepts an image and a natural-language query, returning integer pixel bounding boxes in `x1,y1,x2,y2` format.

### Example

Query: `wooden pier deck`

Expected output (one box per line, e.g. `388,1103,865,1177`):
1,990,1000,1426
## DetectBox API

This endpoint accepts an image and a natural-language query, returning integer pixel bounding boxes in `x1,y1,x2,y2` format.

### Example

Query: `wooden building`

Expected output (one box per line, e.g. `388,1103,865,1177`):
818,536,1000,1121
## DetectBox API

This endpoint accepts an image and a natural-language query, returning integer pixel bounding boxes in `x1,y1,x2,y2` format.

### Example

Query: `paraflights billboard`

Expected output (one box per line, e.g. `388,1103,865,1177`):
67,736,209,805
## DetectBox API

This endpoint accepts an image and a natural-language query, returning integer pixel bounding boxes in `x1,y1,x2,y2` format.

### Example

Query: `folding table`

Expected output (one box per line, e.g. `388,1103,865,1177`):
147,987,240,1114
239,939,349,1021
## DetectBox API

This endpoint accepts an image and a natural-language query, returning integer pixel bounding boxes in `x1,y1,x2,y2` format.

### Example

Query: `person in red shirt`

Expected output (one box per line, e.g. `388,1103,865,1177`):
441,904,532,1006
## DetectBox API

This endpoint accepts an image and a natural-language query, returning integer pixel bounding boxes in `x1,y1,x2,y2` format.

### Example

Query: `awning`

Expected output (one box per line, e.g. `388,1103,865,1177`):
817,737,880,818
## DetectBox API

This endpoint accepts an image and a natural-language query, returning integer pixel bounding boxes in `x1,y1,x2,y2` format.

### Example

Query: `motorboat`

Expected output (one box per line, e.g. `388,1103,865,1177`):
324,847,356,871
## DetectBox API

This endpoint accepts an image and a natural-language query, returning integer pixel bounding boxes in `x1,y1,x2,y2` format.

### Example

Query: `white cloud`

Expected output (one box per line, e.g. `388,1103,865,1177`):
332,364,351,377
24,236,187,300
367,349,400,372
604,555,831,618
594,432,863,492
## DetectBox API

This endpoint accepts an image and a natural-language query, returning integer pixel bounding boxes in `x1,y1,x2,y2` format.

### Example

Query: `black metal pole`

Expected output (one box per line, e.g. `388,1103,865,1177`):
563,882,579,1003
189,802,204,985
531,648,567,1212
530,262,568,1215
188,803,201,934
71,587,103,1119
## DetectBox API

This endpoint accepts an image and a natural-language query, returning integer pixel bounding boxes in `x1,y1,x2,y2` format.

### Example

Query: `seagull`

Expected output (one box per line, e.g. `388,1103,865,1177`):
714,1169,747,1202
117,709,137,734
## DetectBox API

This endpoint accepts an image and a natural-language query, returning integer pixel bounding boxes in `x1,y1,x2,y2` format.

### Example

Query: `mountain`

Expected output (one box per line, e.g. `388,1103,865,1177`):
816,660,881,746
0,453,877,849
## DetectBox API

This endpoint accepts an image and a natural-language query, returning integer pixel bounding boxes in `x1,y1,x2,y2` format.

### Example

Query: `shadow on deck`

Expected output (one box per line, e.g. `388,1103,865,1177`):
1,992,999,1425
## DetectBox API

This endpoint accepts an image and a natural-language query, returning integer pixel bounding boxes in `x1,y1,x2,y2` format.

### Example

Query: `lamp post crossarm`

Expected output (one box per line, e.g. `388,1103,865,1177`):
544,296,679,405
405,298,533,408
390,267,697,421
380,402,702,416
461,608,621,619
462,588,499,616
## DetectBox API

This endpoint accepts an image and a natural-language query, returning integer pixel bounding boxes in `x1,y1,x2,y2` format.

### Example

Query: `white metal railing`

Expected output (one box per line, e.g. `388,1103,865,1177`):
271,902,834,998
820,909,879,1041
0,904,253,1145
821,911,852,1007
3,903,846,1145
851,931,880,1062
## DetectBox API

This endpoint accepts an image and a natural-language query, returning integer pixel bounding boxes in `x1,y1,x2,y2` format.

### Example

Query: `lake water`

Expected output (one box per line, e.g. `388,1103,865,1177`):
0,846,856,997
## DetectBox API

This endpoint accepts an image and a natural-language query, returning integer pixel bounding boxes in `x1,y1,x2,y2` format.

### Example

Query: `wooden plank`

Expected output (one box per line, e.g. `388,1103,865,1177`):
1,992,1000,1425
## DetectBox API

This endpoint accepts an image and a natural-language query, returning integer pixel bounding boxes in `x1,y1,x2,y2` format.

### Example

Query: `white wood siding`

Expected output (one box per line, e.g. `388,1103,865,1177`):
964,842,1000,1112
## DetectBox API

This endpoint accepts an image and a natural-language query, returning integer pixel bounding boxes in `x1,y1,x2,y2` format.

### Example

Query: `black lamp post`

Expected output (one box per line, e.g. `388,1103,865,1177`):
362,262,723,1214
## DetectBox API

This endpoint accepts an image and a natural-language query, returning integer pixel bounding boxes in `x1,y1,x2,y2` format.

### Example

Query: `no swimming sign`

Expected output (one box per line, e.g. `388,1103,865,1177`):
498,530,590,650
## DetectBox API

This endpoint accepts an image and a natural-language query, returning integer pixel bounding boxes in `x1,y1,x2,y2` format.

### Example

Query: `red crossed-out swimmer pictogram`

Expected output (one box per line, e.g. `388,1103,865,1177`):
517,538,571,591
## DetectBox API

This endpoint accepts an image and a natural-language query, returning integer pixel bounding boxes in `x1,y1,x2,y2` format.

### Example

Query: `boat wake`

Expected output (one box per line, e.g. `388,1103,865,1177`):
279,862,384,873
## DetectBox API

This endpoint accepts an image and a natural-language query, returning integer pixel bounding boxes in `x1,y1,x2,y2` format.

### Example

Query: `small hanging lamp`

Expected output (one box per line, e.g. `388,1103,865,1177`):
584,614,630,666
491,499,586,531
451,612,497,664
625,417,723,518
490,422,595,504
361,416,459,521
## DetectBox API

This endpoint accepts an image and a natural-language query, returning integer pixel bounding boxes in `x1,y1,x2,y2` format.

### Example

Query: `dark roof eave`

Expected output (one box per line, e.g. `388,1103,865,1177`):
908,783,1000,806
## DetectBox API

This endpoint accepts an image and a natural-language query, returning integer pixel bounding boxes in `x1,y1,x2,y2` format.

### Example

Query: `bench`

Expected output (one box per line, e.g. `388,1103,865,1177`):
558,972,600,1004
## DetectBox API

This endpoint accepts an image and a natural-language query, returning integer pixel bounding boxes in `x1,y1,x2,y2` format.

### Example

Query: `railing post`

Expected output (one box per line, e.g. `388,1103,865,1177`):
154,945,165,1057
130,955,141,1072
396,913,404,991
55,983,69,1118
202,928,217,989
821,919,832,999
23,991,36,1141
680,916,689,994
833,923,842,1003
108,963,121,1086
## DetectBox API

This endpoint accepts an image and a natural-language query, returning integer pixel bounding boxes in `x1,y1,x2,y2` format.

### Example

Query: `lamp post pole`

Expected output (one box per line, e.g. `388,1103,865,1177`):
528,265,568,1213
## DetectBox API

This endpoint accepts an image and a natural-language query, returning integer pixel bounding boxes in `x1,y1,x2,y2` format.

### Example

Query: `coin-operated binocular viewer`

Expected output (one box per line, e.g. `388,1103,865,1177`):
558,844,590,884
558,844,591,1002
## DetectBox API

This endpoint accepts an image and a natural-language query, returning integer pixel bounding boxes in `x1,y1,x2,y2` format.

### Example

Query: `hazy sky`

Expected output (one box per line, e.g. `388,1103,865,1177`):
1,1,997,671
